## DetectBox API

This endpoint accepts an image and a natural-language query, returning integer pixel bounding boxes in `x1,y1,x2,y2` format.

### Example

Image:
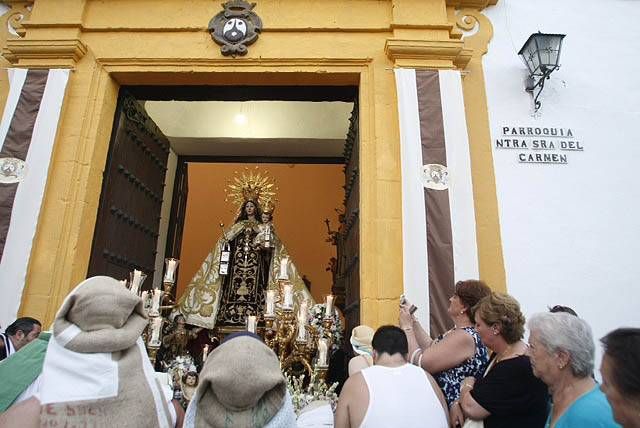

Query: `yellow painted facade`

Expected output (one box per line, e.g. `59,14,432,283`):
0,0,504,328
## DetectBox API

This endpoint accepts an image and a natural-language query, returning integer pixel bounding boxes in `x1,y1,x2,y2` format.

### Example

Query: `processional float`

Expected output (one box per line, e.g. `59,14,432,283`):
119,168,343,408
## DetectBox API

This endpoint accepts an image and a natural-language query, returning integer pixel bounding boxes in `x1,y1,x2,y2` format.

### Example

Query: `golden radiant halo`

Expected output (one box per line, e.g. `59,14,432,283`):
225,167,278,213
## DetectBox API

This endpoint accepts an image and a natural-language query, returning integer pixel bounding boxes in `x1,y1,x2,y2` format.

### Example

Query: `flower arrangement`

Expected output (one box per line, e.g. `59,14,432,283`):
308,303,344,350
286,370,339,415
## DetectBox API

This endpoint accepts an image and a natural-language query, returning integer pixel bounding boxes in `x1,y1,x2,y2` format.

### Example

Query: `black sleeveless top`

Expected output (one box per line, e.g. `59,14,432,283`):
471,354,549,428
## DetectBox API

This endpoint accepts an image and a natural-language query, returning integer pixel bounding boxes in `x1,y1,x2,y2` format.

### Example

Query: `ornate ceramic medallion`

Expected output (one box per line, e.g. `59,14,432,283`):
421,164,449,190
208,0,263,57
0,157,26,183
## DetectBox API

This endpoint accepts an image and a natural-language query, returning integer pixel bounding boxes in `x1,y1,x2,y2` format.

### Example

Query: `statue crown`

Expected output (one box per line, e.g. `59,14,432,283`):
262,197,276,214
242,185,260,202
225,167,277,213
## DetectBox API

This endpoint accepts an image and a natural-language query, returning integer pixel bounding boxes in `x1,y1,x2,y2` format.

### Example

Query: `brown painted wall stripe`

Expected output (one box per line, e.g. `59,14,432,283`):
415,70,455,337
0,69,49,261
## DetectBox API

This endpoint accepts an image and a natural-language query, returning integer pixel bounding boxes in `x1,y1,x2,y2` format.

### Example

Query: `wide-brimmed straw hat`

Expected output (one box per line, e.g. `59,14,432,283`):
350,325,374,356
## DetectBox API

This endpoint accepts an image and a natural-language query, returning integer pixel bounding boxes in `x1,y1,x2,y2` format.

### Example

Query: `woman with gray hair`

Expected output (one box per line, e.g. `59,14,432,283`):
528,312,619,428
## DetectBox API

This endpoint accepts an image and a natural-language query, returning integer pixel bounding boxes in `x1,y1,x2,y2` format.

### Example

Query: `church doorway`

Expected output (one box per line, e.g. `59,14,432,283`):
87,84,361,333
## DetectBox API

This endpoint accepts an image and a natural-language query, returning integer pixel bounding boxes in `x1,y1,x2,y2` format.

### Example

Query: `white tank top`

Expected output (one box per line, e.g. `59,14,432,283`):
360,363,448,428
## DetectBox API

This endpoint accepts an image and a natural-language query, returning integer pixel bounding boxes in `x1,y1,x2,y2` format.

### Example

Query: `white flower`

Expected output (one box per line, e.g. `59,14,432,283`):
306,303,344,350
286,370,339,415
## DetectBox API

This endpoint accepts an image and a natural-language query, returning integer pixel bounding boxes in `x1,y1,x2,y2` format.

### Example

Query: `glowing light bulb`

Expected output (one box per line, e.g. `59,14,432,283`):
234,113,248,125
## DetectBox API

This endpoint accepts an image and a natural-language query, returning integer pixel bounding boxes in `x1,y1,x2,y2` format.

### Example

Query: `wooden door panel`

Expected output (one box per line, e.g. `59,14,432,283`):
333,103,360,339
88,93,171,281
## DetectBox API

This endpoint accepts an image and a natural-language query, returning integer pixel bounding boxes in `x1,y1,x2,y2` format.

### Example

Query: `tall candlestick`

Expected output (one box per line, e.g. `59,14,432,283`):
282,283,294,309
317,338,328,366
202,344,209,361
296,301,308,341
163,258,179,283
278,257,289,280
247,315,257,333
130,270,144,295
150,289,162,316
140,291,149,314
149,317,163,347
265,290,276,316
299,300,308,319
325,295,334,318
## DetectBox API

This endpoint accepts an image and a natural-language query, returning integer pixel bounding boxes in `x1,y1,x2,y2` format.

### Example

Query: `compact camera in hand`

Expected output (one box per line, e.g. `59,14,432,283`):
400,294,418,314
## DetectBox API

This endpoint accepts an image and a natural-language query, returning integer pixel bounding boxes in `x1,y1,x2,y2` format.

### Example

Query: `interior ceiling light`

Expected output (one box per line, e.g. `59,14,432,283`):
234,113,248,125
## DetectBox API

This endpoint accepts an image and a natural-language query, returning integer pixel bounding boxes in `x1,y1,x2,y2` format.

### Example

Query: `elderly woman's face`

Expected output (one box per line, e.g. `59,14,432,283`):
527,331,558,385
601,354,636,427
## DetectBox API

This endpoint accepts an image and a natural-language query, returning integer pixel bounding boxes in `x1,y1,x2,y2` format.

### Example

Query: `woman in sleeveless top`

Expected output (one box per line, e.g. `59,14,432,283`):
459,293,549,428
400,280,492,424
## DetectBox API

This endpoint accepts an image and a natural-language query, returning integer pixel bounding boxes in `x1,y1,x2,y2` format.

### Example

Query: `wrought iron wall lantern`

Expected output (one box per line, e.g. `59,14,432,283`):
518,32,566,111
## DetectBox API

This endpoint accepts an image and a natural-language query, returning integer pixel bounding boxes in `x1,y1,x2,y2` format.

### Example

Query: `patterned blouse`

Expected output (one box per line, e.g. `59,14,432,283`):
433,326,489,407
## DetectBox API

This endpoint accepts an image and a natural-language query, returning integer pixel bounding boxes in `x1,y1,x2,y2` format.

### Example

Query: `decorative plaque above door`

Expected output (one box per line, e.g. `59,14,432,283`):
208,0,263,57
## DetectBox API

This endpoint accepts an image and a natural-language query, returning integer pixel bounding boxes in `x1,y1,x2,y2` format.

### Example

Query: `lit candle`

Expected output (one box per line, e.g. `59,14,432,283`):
282,283,294,309
325,295,334,318
247,315,257,333
149,317,163,347
163,258,179,283
297,301,308,342
299,300,308,319
140,291,149,314
150,289,162,316
317,338,328,366
130,270,143,295
265,290,276,316
202,344,209,361
279,257,289,280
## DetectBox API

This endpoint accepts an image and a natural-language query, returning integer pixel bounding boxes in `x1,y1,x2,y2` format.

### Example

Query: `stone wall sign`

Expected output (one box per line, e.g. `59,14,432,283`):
208,0,262,57
495,125,584,165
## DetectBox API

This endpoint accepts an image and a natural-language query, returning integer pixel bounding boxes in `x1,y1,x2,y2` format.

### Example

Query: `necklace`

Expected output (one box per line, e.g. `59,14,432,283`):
495,341,522,364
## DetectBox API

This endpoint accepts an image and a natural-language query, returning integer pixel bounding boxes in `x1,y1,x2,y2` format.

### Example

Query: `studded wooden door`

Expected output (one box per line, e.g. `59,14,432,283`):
165,160,188,262
332,103,360,337
87,93,170,281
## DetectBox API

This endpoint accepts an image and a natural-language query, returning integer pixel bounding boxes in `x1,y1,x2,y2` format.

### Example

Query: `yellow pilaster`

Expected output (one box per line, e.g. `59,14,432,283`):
453,8,506,292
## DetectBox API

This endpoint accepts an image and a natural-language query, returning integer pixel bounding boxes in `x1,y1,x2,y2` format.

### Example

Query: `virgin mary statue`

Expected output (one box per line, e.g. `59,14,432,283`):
176,169,313,330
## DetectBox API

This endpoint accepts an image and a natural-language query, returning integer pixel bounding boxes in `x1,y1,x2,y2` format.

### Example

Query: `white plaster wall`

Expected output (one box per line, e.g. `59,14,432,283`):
483,0,640,370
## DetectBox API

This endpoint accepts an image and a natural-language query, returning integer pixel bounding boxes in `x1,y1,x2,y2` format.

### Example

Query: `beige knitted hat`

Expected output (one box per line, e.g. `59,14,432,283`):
193,335,287,427
39,276,173,428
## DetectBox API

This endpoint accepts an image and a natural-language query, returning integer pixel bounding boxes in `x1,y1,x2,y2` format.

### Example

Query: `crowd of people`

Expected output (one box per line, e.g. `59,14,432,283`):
0,276,639,428
336,287,639,428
